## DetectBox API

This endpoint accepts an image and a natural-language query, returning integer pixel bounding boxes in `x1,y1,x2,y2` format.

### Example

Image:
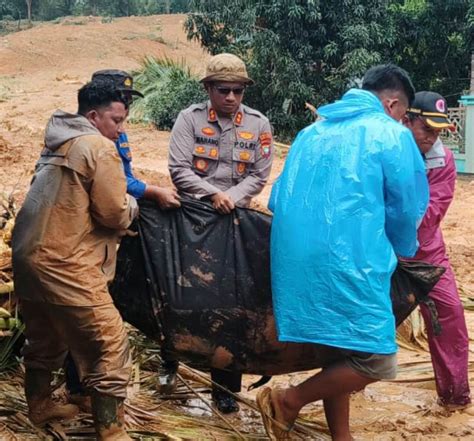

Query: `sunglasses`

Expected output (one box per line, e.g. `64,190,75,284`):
213,86,246,96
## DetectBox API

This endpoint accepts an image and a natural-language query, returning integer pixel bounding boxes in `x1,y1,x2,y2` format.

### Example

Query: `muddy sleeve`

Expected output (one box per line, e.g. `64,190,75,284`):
422,150,456,228
226,120,274,204
90,147,137,230
168,111,220,197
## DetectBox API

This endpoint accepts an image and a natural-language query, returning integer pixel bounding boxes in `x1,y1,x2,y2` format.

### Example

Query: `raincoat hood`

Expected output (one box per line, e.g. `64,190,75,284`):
44,110,99,151
318,88,384,121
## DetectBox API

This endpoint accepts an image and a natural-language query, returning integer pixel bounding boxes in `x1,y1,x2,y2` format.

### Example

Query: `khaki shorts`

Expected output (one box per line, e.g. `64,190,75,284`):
322,346,397,380
21,300,131,398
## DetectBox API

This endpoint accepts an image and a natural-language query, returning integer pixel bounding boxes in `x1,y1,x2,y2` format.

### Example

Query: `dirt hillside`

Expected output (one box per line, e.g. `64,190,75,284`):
0,14,208,199
0,14,473,440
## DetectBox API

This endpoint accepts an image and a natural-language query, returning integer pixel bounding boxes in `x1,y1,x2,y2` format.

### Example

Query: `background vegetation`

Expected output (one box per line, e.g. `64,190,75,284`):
0,0,472,139
0,0,189,22
131,57,207,130
184,0,473,138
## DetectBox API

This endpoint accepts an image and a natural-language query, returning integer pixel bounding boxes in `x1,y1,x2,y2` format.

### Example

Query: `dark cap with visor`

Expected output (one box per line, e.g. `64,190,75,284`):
407,91,453,130
91,69,144,98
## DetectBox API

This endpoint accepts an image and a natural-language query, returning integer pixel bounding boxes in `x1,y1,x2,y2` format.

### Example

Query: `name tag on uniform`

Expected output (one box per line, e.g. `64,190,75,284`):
195,136,219,146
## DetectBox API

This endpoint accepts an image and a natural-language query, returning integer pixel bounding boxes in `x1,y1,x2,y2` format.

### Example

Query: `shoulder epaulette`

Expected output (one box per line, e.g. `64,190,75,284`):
242,104,265,119
186,102,207,113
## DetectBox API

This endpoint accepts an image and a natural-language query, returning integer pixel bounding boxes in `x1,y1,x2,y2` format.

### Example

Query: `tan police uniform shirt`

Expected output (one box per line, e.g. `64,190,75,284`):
168,101,274,207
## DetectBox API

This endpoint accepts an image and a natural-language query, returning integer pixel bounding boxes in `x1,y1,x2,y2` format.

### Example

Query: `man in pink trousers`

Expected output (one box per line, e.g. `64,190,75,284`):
404,91,471,412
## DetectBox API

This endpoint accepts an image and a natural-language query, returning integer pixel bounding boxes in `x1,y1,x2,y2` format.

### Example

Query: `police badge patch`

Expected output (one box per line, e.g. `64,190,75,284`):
236,162,247,175
259,132,272,158
239,131,254,140
194,146,206,155
202,127,216,136
194,158,209,172
239,151,251,161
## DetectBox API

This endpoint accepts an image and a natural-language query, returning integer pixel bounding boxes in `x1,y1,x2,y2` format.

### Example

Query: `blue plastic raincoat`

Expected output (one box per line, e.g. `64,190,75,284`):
269,89,429,354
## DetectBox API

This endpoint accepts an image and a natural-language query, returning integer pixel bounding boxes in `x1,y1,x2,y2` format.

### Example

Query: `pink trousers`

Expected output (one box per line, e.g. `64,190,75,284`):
419,262,470,406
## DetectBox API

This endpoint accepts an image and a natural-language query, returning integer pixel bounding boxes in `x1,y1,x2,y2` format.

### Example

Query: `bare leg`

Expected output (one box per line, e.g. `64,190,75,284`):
276,363,375,438
323,394,351,441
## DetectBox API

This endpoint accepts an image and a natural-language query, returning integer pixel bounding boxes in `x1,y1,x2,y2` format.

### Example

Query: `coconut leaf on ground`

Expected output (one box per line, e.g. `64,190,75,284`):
0,325,333,440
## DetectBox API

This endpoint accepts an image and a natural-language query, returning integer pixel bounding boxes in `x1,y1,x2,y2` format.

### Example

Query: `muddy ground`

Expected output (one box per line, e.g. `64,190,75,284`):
0,14,473,440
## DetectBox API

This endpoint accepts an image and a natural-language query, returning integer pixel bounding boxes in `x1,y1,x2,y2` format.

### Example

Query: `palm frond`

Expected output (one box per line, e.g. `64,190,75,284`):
130,56,193,121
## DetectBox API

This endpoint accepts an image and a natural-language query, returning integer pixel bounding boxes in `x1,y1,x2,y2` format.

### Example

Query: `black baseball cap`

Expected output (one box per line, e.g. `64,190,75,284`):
91,69,144,98
407,91,453,129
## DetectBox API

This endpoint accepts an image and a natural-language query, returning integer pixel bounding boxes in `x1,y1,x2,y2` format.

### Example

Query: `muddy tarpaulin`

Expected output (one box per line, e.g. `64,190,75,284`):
110,199,444,376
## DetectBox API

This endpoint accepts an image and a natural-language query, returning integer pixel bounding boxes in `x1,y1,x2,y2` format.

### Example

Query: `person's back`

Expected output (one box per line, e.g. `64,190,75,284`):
258,64,429,441
270,88,427,353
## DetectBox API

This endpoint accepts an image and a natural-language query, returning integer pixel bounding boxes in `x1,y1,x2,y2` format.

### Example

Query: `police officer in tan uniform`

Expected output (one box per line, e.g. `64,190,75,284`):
167,53,274,413
169,53,273,213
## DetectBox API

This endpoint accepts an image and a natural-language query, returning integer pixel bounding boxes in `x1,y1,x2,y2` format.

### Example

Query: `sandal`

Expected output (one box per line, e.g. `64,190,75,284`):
256,387,293,440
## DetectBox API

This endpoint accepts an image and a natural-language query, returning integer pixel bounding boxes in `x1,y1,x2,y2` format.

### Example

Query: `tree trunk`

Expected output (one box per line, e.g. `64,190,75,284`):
90,0,98,16
470,51,474,94
65,0,75,15
25,0,32,26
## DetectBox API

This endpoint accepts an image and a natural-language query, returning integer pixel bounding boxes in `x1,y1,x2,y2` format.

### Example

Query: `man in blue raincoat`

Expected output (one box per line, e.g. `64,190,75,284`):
256,65,429,441
91,70,181,209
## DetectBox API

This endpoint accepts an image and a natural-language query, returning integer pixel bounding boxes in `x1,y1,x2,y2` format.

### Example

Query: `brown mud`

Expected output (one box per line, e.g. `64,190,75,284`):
0,14,473,440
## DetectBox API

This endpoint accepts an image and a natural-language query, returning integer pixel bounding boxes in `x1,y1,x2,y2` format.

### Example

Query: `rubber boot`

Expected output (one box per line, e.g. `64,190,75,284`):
25,369,79,426
68,393,92,413
91,393,132,441
212,389,240,414
210,369,241,414
156,359,178,395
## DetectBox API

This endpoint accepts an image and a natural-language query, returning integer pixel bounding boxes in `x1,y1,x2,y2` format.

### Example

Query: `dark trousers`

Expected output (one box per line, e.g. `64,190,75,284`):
211,368,242,394
65,353,83,394
161,347,242,395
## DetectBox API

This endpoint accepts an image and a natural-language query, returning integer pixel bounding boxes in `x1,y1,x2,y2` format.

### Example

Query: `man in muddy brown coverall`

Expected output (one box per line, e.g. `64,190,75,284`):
63,70,181,411
166,53,274,413
12,79,137,440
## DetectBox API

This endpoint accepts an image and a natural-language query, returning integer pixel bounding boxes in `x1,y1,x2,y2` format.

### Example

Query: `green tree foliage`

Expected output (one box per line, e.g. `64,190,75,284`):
185,0,473,137
185,0,398,138
389,0,473,105
0,0,27,20
0,0,191,21
36,0,72,21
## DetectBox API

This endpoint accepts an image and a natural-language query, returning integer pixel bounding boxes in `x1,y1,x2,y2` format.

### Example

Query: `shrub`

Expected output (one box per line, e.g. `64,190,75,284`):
131,56,207,130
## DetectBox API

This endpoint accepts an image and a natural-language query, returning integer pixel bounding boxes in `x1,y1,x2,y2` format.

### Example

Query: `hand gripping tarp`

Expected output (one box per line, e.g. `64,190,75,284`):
110,199,443,376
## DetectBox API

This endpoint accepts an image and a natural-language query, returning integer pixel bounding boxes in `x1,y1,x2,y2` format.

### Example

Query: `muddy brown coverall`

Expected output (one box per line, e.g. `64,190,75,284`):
12,110,137,399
